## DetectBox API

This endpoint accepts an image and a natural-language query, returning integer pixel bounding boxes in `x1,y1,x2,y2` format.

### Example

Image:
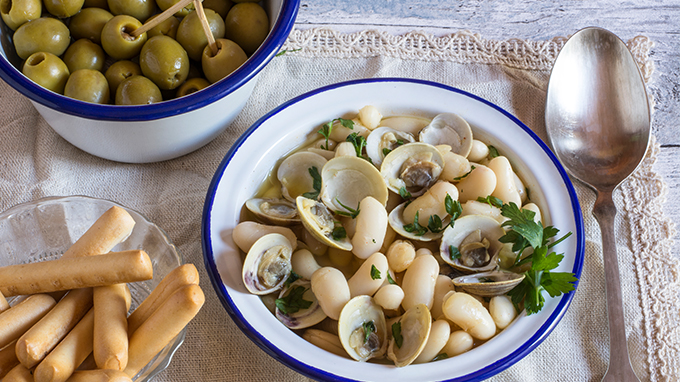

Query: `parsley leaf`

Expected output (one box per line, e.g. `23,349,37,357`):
445,194,462,227
301,166,322,199
346,132,367,158
449,245,461,260
500,203,542,249
477,195,504,208
362,321,376,343
488,145,500,158
399,186,412,200
332,226,347,240
428,214,445,233
334,199,361,219
387,273,397,285
370,265,381,280
432,353,448,362
403,211,428,236
283,271,301,287
382,148,391,156
453,165,475,181
318,122,333,150
337,118,354,130
275,286,313,315
391,322,403,348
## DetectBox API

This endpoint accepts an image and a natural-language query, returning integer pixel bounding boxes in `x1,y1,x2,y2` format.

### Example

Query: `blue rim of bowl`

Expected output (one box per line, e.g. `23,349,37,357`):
0,0,300,122
201,78,585,382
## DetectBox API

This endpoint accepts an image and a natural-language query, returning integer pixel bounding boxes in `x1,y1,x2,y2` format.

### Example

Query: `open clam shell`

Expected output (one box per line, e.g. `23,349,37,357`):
320,156,389,214
275,279,327,329
245,198,300,226
440,214,505,273
277,151,328,202
242,233,294,295
380,142,445,197
365,126,416,166
387,303,432,367
338,295,388,362
452,271,525,297
388,202,445,242
418,113,473,158
296,196,352,251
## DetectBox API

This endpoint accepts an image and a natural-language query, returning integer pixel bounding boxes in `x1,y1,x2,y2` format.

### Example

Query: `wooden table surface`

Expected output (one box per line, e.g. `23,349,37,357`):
294,0,680,241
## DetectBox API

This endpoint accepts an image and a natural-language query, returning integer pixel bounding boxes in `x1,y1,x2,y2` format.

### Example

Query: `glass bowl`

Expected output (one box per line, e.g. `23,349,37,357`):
0,195,183,381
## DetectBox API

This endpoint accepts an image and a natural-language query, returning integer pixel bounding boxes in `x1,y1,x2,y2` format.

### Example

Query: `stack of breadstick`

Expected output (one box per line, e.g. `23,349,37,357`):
0,206,204,382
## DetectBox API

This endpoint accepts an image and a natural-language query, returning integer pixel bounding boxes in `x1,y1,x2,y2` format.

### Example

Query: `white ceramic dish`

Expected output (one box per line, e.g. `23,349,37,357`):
0,0,299,163
0,195,183,381
202,78,585,381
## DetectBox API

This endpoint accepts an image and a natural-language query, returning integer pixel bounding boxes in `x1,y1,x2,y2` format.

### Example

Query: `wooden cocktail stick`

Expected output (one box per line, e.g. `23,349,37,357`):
131,0,195,38
194,0,218,55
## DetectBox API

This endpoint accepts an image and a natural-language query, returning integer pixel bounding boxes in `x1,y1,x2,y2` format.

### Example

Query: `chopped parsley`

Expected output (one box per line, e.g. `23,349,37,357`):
427,214,445,233
334,199,360,219
391,322,403,348
275,48,302,57
318,118,354,150
449,245,461,260
275,286,313,315
362,321,376,343
488,145,500,158
370,265,381,280
386,273,397,285
399,186,412,200
331,226,347,240
383,148,391,156
453,165,475,181
283,271,301,287
477,195,503,208
445,194,462,227
301,166,322,199
346,132,367,158
403,211,428,236
432,353,449,362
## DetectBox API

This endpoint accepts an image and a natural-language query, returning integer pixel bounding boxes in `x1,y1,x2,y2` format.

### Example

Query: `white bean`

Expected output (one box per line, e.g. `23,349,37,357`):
488,156,521,206
302,329,347,357
373,284,404,310
467,139,490,162
347,252,388,297
442,292,496,340
431,275,455,320
358,105,382,130
351,197,388,259
386,240,415,273
440,151,472,182
311,267,350,320
460,200,504,223
232,221,297,253
522,202,542,224
413,319,450,364
334,142,356,157
455,165,497,203
290,249,321,280
403,181,459,223
415,247,433,258
442,330,474,357
489,295,517,329
329,119,369,142
401,254,439,311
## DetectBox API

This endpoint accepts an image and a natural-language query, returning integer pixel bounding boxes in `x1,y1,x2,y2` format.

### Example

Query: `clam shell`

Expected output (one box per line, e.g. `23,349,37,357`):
275,279,327,329
296,196,352,251
365,126,416,166
388,202,444,242
245,198,300,225
440,214,505,273
452,271,525,297
241,233,293,295
320,156,388,213
387,304,432,367
380,142,445,197
418,113,473,158
338,295,388,362
277,151,328,202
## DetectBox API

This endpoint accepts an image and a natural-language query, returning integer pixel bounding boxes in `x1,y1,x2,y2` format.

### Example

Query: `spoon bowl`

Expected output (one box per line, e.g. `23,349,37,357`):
545,27,650,381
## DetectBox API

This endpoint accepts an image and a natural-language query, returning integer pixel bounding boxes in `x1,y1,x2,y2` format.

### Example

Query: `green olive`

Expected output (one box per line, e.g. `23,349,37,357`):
175,77,210,97
63,39,106,72
107,0,155,23
145,14,179,39
69,8,113,44
201,38,246,84
186,62,203,80
101,15,147,60
44,0,84,18
22,52,70,94
64,69,110,104
202,0,232,18
155,0,193,17
13,18,70,60
115,75,162,105
139,35,189,90
83,0,108,9
176,9,225,61
224,2,268,56
104,59,141,96
0,0,41,31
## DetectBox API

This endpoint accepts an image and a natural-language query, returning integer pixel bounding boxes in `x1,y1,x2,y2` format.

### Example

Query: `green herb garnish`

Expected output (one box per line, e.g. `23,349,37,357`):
477,195,503,208
399,186,412,200
275,286,313,315
488,145,500,158
382,148,391,156
346,132,367,158
391,322,403,348
427,214,445,233
387,273,397,285
332,226,347,240
370,265,381,280
432,353,449,362
334,199,361,219
362,321,376,343
283,271,301,287
403,211,428,236
449,245,461,260
445,194,462,227
453,165,475,181
301,166,322,199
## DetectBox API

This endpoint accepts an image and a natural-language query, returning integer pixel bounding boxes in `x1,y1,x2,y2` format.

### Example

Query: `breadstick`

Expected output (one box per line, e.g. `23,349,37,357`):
0,250,153,297
3,363,33,382
0,294,56,348
16,288,93,369
127,264,199,334
124,284,204,378
0,291,9,312
62,206,136,260
66,369,133,382
34,308,94,382
0,339,20,378
93,284,128,370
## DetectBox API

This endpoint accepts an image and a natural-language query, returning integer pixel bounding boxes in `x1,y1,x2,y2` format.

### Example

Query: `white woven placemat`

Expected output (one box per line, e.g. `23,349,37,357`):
0,28,676,381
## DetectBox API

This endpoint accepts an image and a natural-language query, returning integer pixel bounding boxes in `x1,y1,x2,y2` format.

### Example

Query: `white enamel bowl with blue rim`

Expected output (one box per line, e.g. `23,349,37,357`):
202,78,585,381
0,0,299,163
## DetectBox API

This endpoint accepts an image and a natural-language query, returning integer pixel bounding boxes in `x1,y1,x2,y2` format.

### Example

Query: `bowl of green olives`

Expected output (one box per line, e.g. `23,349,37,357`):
0,0,299,163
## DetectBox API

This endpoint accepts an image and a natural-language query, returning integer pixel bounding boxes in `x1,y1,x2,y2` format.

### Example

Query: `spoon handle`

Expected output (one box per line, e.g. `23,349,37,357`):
592,190,640,382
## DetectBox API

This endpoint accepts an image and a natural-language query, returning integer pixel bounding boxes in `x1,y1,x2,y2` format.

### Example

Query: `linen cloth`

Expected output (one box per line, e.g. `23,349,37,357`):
0,28,677,381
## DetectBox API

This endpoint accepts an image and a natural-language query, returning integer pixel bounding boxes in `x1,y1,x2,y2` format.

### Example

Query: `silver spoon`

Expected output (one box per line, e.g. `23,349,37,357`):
545,27,649,381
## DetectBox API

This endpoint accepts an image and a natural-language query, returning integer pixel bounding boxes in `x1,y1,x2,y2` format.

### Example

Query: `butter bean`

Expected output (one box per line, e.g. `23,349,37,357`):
291,249,321,280
401,254,439,311
461,200,504,223
358,105,382,130
347,252,388,297
403,181,459,224
232,221,297,253
456,165,497,203
413,319,450,364
373,284,404,311
442,292,496,340
489,295,517,329
431,275,455,320
467,139,490,162
334,142,356,158
386,240,415,273
351,197,388,259
440,151,471,182
488,156,521,206
442,330,474,357
522,202,542,224
311,267,350,321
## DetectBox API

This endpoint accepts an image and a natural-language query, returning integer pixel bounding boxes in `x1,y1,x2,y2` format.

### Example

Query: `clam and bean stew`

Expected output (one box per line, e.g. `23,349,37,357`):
233,106,577,366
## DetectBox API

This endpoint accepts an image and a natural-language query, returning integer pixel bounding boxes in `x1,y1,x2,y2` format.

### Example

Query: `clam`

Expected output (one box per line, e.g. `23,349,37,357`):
451,271,525,297
387,304,432,367
365,127,416,166
388,202,445,242
440,214,505,273
296,196,352,251
320,156,389,214
277,152,328,202
245,198,300,225
242,233,294,295
380,142,445,197
418,113,473,158
338,295,388,362
275,279,327,329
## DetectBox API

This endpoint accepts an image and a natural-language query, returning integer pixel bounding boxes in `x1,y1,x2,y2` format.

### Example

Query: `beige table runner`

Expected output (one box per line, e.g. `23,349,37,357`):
0,28,677,381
